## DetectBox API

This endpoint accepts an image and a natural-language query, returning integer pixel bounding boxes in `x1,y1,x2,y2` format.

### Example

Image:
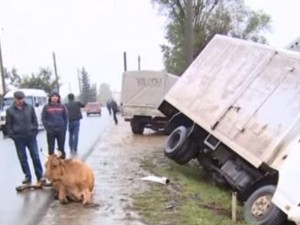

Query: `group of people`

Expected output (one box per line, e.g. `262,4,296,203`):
6,90,84,186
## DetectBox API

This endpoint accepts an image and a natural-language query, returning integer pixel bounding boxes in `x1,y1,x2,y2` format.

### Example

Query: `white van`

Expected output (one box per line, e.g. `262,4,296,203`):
0,88,48,136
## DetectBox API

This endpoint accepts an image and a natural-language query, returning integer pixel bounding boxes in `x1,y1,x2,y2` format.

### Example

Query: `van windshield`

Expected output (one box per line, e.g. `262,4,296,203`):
3,97,34,109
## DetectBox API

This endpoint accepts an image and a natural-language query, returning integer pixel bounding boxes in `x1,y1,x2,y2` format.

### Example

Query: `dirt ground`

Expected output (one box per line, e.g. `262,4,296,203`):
38,118,166,225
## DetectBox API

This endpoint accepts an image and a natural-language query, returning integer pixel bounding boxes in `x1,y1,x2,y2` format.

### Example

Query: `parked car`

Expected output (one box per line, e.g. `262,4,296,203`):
85,102,101,116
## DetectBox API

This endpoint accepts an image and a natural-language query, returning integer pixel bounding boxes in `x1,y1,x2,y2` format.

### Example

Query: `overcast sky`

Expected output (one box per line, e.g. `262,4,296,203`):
0,0,299,98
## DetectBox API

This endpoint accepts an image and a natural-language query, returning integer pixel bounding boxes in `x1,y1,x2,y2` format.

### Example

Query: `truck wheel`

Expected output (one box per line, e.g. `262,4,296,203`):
243,185,286,225
174,141,198,165
164,126,188,159
131,119,145,135
131,125,144,134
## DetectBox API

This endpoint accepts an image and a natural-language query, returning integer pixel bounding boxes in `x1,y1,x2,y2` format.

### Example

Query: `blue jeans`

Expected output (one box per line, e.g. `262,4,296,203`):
14,135,43,182
69,120,80,152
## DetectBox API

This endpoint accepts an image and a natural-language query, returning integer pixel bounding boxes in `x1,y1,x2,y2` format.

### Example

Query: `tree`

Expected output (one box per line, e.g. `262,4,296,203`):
152,0,271,75
3,67,21,91
19,67,60,94
79,67,97,104
98,83,112,104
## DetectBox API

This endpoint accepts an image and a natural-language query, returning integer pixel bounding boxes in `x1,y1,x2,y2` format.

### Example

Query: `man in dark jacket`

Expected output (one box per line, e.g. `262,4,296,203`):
42,91,68,159
64,93,84,154
110,99,118,125
6,91,44,185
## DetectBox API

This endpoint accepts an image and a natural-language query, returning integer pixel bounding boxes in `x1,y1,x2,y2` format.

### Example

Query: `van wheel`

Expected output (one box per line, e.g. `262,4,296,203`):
243,185,286,225
164,126,188,159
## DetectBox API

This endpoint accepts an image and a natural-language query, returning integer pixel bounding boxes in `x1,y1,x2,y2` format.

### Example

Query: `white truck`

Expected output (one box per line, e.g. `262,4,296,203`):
158,35,300,225
121,70,178,134
0,88,48,136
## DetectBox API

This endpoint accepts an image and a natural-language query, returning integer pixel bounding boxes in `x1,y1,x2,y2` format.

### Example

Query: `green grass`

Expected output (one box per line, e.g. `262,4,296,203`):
132,151,248,225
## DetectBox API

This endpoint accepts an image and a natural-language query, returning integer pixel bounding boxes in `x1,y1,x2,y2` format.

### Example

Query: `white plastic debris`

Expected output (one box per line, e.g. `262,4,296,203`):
141,175,170,185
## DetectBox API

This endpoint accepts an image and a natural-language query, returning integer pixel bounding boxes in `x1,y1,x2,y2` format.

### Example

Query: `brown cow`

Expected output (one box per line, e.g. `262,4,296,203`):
44,154,95,205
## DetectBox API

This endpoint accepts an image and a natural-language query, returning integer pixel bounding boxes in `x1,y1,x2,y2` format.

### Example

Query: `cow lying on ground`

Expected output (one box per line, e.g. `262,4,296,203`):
44,154,95,205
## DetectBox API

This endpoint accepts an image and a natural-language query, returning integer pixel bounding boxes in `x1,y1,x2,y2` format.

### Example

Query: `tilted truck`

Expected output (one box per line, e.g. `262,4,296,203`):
158,34,300,225
121,70,178,134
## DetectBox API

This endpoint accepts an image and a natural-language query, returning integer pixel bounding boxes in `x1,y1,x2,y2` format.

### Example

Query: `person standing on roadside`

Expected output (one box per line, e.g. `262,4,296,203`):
110,99,118,125
42,91,68,159
106,101,112,115
6,91,45,186
64,93,84,155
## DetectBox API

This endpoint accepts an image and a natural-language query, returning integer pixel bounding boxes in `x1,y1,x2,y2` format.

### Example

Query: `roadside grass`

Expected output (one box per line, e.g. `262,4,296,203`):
132,151,248,225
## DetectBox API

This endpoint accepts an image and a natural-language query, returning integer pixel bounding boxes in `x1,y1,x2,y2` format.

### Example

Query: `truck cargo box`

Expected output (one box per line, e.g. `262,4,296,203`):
122,70,178,118
121,70,178,134
164,34,300,168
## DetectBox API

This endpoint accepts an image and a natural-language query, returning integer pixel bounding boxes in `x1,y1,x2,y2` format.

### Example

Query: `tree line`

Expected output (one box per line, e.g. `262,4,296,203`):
3,67,113,105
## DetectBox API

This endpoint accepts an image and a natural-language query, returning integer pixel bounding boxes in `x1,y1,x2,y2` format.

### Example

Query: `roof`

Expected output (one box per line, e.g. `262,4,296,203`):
4,88,47,98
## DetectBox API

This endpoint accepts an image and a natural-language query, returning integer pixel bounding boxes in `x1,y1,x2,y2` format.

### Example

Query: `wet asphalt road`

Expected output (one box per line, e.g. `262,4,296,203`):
0,109,110,225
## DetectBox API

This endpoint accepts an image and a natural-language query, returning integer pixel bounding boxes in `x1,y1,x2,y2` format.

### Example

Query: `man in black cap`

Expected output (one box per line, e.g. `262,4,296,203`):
42,91,68,159
64,93,84,155
6,90,45,186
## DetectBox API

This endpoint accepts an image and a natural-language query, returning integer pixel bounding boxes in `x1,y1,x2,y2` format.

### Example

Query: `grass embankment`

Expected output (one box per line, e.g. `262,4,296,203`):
133,150,248,225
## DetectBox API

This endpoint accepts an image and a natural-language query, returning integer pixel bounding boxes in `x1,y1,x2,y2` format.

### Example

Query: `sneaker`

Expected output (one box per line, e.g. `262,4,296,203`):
22,178,31,185
39,177,47,184
36,177,47,187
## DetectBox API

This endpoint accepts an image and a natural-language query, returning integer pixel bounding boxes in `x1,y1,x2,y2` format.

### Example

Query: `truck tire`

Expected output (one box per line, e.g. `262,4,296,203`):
174,141,198,165
243,185,286,225
164,126,188,159
131,119,145,135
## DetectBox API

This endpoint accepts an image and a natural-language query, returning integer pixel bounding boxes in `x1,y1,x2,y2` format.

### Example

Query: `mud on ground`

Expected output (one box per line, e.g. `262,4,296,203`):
38,119,166,225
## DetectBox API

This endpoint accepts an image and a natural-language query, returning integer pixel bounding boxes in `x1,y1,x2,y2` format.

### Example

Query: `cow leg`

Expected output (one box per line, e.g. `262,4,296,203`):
82,189,92,205
58,187,68,204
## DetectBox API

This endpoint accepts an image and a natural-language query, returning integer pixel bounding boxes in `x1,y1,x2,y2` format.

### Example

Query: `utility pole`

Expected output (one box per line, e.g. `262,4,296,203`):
138,55,141,71
52,52,59,93
186,0,193,66
0,38,6,95
123,51,127,72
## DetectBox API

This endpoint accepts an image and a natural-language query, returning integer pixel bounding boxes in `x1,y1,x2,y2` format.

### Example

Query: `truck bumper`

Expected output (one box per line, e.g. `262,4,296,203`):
273,190,300,224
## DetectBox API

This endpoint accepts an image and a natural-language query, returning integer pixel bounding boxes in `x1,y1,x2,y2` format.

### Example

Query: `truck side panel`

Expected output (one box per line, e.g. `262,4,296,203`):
164,35,300,168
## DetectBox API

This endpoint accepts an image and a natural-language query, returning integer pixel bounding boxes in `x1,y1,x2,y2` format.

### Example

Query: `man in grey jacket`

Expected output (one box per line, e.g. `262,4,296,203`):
6,91,44,186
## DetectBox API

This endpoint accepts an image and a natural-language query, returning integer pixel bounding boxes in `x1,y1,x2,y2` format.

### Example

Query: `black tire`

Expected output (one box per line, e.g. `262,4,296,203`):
164,126,188,159
243,185,286,225
131,119,144,135
174,141,198,165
